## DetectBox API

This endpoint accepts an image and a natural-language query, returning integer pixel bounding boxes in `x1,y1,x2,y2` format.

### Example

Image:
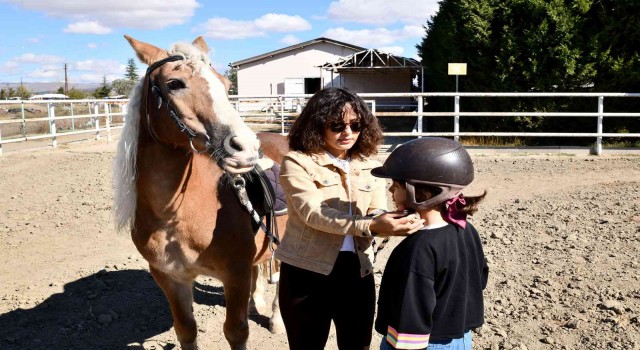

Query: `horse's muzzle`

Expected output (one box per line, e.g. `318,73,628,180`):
221,134,260,174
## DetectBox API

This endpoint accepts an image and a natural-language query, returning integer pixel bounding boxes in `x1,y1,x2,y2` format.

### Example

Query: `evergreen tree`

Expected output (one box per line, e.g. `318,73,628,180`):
224,68,238,95
94,76,111,98
125,58,140,82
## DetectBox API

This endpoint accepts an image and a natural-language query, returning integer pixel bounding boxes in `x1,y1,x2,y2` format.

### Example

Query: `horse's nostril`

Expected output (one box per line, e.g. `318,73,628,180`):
229,137,243,152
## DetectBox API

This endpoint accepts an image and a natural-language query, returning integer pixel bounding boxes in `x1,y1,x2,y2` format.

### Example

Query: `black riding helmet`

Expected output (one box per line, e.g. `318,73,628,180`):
371,137,474,210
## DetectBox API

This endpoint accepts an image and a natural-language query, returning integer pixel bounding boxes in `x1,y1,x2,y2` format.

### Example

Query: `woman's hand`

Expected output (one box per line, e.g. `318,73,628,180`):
369,211,425,237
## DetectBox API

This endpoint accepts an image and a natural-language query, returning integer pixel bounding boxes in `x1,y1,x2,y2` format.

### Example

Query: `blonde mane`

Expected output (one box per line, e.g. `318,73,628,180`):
113,80,143,232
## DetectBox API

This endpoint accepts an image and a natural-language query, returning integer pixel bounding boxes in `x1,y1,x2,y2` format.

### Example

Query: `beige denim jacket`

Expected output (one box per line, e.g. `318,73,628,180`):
274,151,387,276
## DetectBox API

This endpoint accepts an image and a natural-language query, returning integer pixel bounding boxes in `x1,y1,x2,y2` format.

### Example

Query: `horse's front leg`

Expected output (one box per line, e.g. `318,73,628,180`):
222,265,252,350
149,266,198,350
249,264,267,315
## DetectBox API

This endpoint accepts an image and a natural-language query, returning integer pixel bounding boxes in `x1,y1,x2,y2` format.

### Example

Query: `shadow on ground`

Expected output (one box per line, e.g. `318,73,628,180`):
0,269,274,350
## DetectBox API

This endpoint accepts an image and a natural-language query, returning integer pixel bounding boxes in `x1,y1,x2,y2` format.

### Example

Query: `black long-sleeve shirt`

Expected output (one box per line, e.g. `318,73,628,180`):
375,223,488,349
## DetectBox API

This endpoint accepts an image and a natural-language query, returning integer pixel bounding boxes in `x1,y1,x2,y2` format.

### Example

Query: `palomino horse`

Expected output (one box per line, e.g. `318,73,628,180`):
113,35,287,350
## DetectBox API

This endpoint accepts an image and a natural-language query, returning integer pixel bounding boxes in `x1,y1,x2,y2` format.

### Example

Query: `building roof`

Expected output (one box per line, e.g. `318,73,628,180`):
230,37,367,68
28,93,70,100
319,49,422,73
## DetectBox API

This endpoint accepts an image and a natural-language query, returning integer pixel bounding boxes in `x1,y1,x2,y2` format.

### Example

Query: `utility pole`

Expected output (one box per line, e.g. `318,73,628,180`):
64,63,68,95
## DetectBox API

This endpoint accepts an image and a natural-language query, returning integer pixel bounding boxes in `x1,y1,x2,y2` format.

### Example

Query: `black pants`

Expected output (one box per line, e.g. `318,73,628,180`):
279,252,376,350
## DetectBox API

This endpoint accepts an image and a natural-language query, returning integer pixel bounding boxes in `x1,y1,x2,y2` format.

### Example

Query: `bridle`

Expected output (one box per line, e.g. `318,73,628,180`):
143,55,212,153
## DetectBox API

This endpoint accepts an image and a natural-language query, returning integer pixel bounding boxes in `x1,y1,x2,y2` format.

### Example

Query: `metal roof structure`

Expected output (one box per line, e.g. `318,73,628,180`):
318,49,422,74
230,37,366,68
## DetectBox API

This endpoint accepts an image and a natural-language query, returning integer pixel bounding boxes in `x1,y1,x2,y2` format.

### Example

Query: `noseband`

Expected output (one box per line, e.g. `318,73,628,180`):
143,55,212,153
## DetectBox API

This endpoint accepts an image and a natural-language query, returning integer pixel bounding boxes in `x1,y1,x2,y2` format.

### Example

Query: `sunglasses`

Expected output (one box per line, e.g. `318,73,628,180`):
328,121,362,133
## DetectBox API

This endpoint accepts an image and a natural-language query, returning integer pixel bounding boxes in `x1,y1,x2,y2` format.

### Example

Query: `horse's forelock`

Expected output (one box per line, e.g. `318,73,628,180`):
113,80,144,233
168,42,211,75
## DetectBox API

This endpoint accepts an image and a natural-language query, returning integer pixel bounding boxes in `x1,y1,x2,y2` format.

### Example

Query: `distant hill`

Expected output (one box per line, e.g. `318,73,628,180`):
0,82,102,93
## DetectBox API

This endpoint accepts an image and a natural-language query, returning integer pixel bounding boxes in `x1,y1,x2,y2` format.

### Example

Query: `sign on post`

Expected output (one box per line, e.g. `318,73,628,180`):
448,63,467,76
448,63,467,93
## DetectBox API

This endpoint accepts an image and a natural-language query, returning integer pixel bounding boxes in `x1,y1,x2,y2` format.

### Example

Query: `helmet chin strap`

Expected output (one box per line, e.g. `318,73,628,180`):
404,182,465,211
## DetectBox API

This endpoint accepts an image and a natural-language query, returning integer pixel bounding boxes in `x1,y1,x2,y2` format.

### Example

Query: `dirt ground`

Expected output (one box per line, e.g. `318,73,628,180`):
1,138,639,350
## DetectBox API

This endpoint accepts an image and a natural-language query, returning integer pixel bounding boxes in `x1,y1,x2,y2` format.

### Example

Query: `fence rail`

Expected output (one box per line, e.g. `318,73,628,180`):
1,93,638,155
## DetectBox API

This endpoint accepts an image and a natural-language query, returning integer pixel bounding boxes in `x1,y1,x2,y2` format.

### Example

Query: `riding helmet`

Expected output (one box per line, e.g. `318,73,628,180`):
371,137,474,210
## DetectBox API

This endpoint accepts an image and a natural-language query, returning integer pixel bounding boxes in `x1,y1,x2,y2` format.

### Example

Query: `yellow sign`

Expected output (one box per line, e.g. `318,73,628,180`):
448,63,467,75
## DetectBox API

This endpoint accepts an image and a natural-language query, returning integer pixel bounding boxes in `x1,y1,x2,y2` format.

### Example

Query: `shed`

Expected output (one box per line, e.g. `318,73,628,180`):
319,49,423,111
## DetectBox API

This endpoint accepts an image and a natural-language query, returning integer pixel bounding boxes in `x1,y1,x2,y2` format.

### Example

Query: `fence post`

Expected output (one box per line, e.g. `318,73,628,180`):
94,103,101,140
595,96,604,156
21,101,26,137
105,103,112,142
49,103,57,148
416,95,424,138
280,97,285,135
454,95,460,142
70,102,75,131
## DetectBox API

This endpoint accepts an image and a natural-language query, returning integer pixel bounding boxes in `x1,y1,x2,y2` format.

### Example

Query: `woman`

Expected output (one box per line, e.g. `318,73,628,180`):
275,87,424,350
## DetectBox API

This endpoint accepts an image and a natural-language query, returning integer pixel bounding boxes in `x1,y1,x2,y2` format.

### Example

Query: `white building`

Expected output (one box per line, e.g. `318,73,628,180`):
231,37,365,96
29,93,69,100
230,37,423,111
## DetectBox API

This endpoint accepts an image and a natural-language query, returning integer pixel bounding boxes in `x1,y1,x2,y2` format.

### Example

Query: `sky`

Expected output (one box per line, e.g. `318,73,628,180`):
0,0,439,87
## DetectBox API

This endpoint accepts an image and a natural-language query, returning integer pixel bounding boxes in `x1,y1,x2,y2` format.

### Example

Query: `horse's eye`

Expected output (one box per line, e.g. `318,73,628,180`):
167,79,186,91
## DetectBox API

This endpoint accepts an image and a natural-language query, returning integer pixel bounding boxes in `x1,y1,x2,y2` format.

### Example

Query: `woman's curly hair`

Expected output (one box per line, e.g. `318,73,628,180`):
288,87,383,159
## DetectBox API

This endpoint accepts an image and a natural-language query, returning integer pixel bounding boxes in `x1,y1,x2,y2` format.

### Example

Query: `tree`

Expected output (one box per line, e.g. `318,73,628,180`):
0,88,6,100
67,87,88,100
224,68,237,95
111,78,136,97
416,0,606,140
93,76,111,98
16,85,31,99
125,58,140,82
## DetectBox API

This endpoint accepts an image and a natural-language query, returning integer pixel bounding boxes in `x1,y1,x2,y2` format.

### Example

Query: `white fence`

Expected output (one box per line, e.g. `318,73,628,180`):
1,93,639,155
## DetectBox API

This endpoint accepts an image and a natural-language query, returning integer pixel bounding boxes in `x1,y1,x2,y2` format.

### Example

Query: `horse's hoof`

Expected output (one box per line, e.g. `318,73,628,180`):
180,341,198,350
269,320,286,334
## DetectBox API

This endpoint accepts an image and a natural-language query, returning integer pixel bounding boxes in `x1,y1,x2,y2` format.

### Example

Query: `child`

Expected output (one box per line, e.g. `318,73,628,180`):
371,137,489,350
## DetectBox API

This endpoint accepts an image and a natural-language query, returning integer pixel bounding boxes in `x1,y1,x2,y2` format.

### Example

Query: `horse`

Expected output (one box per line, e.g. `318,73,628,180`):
113,35,288,350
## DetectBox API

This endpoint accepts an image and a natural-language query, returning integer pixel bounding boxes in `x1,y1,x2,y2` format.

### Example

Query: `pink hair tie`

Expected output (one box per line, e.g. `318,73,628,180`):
443,194,467,229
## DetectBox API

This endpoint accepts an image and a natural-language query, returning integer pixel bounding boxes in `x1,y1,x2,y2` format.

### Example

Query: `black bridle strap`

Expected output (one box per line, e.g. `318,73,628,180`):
143,55,208,149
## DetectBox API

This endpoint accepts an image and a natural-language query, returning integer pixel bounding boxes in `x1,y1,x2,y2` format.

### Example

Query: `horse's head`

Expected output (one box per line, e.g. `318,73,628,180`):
125,35,259,174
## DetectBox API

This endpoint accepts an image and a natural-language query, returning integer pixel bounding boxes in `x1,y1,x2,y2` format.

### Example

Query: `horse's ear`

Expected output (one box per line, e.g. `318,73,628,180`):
192,36,210,54
124,35,166,66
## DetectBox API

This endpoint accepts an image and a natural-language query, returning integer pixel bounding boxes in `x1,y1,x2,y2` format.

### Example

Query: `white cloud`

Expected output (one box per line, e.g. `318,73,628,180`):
3,0,199,30
323,25,423,48
75,72,121,83
195,13,311,40
10,53,65,65
28,64,64,79
327,0,438,25
87,43,98,49
194,18,264,40
73,59,123,73
254,14,311,32
64,21,112,34
377,46,404,56
26,38,40,44
281,34,301,46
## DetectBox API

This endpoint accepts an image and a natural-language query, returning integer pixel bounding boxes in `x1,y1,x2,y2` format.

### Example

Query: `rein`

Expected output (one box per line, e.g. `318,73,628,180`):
143,55,211,153
232,170,281,284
